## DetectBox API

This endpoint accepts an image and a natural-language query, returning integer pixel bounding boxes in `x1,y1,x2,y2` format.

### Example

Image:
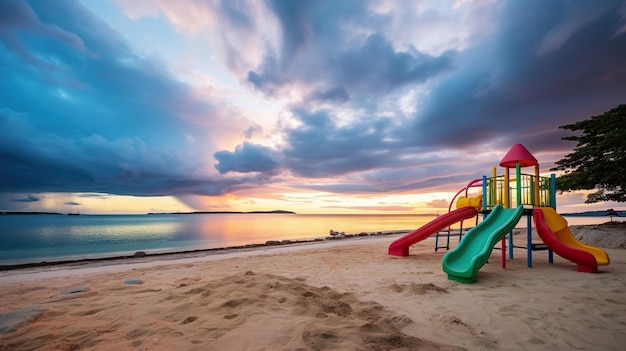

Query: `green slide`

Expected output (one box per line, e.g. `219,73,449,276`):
442,204,524,283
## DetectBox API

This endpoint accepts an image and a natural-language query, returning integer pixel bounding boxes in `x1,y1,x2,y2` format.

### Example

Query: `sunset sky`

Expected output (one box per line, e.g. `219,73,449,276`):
1,0,625,215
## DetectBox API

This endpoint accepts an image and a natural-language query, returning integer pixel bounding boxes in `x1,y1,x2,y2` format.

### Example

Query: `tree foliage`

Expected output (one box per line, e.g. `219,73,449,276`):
551,104,626,203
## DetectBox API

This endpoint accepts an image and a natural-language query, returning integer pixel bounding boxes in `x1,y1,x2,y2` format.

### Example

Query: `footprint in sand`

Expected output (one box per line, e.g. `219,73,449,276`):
0,306,47,334
390,283,447,295
47,287,98,302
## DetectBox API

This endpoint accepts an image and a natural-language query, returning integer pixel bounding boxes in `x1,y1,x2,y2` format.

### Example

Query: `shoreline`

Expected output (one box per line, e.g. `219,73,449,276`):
2,220,624,272
0,230,411,272
0,235,401,284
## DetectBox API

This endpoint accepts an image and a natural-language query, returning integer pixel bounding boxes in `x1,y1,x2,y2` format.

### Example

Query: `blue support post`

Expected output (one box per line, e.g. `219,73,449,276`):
550,174,556,208
482,175,487,211
509,227,514,259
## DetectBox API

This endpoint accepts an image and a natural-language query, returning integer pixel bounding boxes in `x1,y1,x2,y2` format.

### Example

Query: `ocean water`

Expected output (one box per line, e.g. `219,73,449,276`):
0,213,616,265
0,213,429,265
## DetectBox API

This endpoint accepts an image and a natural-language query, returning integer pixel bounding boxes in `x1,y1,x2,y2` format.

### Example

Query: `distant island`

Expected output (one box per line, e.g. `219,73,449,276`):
1,210,296,216
147,210,296,215
2,209,621,217
1,211,64,215
562,210,624,217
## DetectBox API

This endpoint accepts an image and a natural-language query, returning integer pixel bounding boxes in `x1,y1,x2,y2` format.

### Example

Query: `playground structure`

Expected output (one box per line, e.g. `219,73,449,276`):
388,144,610,284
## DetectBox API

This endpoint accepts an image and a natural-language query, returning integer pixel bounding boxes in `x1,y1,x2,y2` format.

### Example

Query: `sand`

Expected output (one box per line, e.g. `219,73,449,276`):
1,222,625,350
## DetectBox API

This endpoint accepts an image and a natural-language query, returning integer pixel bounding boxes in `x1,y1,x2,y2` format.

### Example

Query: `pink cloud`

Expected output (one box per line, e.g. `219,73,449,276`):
114,0,217,34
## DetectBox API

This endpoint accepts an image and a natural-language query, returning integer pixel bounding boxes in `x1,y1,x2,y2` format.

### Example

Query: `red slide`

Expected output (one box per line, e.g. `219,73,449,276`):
388,206,478,256
533,208,605,273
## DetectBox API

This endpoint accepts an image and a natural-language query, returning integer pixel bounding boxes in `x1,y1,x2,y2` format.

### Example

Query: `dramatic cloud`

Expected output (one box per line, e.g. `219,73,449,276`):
0,0,244,197
410,0,626,148
214,142,281,174
248,0,457,98
1,0,625,213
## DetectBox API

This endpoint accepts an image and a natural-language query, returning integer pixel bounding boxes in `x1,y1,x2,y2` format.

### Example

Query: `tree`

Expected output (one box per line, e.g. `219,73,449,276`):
606,208,619,222
551,104,626,203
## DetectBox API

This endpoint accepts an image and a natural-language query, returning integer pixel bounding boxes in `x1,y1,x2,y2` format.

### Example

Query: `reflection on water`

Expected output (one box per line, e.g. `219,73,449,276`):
0,213,435,264
0,213,619,265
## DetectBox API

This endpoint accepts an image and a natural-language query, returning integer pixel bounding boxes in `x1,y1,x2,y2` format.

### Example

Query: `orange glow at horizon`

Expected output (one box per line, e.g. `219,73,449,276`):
8,188,624,216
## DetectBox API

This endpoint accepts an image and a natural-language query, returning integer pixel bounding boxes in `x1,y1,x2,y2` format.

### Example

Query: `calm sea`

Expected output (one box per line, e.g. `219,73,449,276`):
0,213,615,265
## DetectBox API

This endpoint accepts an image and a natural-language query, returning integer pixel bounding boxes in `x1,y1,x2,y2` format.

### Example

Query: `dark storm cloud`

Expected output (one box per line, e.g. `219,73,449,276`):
333,34,456,94
0,109,204,195
0,0,228,197
249,33,455,96
410,0,626,150
250,0,625,187
3,0,626,204
280,108,403,178
214,142,281,174
249,0,455,96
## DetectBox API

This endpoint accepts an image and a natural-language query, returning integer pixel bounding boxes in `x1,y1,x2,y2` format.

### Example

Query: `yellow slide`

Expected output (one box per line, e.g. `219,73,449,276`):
539,207,609,266
456,194,482,210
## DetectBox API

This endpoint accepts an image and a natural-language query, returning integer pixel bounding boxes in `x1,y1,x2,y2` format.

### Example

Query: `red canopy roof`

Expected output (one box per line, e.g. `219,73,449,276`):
499,144,537,168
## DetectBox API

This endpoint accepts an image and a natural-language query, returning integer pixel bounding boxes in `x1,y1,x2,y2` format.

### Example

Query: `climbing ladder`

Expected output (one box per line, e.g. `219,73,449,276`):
434,214,479,252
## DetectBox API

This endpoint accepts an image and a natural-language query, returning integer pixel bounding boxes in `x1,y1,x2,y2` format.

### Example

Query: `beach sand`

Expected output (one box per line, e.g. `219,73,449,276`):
1,223,625,350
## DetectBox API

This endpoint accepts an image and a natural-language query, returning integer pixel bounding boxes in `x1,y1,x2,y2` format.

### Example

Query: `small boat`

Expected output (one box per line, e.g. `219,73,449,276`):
67,205,80,216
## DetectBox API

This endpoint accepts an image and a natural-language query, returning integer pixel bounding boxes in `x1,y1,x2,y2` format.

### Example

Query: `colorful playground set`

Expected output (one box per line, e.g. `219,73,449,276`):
388,144,610,284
